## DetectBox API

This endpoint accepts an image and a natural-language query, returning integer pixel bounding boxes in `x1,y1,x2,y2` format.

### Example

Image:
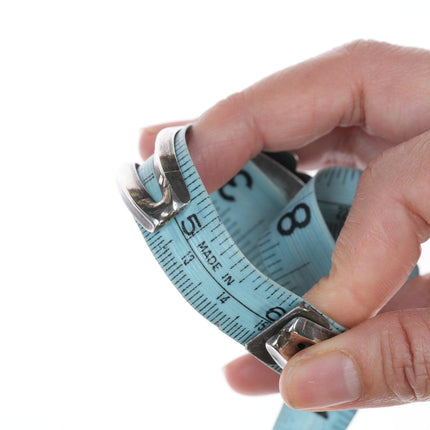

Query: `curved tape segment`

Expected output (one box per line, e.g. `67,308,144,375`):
129,127,366,430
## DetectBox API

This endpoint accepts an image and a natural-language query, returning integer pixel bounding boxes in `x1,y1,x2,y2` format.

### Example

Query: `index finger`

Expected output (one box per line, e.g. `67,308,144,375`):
139,41,430,330
140,41,430,193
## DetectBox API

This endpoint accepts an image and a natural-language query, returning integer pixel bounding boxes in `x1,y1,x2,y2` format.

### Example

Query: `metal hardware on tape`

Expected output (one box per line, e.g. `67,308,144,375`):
118,125,361,430
118,127,190,232
247,302,336,369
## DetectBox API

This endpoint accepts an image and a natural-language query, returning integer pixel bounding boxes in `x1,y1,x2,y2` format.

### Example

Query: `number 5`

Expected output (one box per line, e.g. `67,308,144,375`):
181,213,202,236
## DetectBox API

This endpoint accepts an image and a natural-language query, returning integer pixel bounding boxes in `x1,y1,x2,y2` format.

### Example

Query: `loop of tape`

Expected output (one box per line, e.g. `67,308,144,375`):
122,126,415,429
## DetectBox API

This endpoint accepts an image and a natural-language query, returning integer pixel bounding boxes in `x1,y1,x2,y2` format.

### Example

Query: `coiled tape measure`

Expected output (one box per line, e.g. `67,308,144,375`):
118,125,413,429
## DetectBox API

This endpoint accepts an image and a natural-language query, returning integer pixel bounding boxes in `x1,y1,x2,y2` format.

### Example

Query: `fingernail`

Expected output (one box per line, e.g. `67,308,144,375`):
282,352,361,409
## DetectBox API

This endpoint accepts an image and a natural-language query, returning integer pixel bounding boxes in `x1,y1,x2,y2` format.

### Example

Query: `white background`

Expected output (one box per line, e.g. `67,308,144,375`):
1,1,430,429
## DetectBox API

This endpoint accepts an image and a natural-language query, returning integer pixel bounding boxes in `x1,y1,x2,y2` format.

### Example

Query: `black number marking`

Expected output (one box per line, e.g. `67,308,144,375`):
265,306,286,321
218,170,253,201
277,203,311,236
181,251,195,266
216,292,231,304
255,320,270,331
181,213,202,236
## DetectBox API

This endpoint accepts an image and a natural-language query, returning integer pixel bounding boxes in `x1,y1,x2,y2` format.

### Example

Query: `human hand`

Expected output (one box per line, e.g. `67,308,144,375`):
140,41,430,411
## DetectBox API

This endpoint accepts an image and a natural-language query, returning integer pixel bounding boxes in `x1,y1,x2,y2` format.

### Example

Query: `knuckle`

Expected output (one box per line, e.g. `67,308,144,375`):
335,39,414,128
406,133,430,179
380,311,430,402
342,39,374,56
405,136,430,241
213,90,263,156
215,91,247,119
356,152,384,192
358,146,397,191
359,136,430,246
341,39,397,59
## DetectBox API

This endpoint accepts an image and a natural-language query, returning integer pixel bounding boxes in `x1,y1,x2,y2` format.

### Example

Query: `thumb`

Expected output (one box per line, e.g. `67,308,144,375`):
280,308,430,410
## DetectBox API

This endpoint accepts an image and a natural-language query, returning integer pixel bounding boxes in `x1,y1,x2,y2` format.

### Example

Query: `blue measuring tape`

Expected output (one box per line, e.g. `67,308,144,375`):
118,125,363,429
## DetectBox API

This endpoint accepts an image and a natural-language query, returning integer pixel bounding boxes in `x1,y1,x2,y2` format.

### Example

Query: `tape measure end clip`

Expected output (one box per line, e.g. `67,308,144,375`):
246,303,336,371
117,127,191,232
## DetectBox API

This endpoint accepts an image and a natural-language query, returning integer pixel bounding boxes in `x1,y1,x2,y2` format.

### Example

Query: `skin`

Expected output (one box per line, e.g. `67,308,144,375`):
140,40,430,411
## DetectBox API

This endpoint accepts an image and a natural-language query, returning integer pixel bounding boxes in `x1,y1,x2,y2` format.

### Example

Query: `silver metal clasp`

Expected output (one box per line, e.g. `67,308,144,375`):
245,302,336,371
117,126,191,232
